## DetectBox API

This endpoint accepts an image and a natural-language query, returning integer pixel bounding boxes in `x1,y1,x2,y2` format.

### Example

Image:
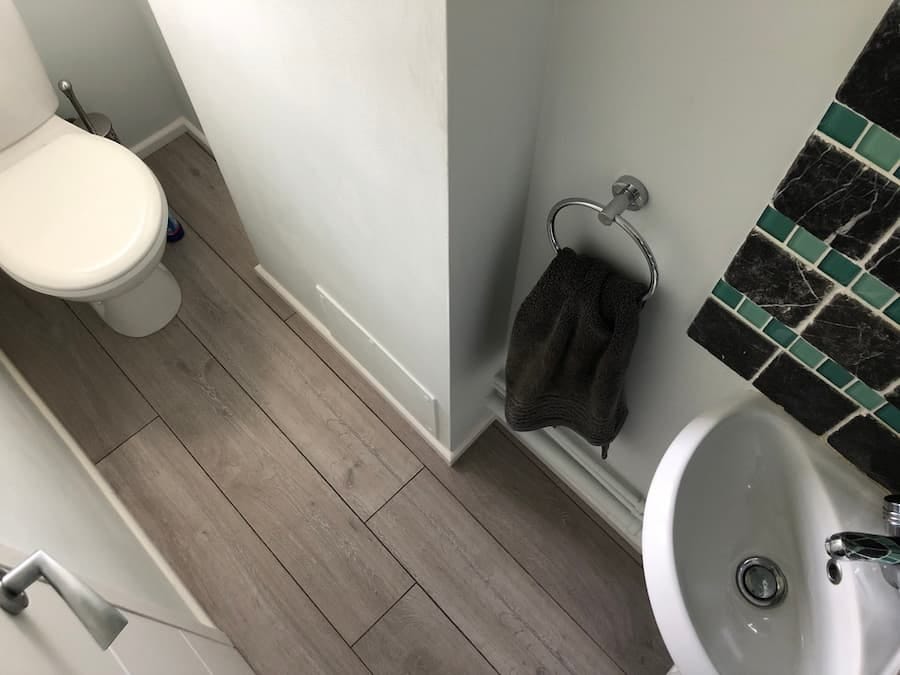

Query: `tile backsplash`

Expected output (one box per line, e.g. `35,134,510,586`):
689,1,900,490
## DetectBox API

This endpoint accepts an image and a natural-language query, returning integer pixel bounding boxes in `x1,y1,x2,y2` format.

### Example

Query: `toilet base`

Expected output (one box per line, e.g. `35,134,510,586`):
89,263,181,337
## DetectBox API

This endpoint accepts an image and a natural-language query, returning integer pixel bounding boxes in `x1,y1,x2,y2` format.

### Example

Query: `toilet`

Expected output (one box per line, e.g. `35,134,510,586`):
0,0,181,338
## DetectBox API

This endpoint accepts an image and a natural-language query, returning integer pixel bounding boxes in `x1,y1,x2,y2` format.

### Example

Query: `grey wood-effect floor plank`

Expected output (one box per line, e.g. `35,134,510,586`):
0,273,155,462
290,314,669,673
493,423,642,566
354,585,495,675
74,307,413,644
144,134,294,320
369,471,622,675
161,226,422,519
98,419,367,675
449,426,669,674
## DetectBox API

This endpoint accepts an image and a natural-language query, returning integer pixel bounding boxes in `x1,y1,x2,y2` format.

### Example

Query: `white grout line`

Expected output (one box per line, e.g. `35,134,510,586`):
814,125,900,185
850,120,873,153
708,289,900,439
754,217,900,322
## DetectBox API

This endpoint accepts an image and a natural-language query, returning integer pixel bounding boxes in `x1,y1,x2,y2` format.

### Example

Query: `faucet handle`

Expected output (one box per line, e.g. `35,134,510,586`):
826,532,900,565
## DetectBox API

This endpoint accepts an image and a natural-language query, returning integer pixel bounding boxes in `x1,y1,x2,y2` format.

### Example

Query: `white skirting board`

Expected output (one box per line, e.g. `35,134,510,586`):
490,377,644,551
254,265,489,466
129,116,208,158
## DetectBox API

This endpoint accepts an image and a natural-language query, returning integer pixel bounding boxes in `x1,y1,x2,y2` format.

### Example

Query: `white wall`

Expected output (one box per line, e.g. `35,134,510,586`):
509,0,889,495
447,0,553,445
146,0,454,443
13,0,195,146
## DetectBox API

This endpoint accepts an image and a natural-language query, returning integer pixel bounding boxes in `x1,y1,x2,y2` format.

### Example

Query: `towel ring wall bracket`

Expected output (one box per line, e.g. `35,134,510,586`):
547,174,658,303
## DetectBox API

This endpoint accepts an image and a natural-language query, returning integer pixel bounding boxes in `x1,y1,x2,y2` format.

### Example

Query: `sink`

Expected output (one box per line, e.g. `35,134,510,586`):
643,396,900,675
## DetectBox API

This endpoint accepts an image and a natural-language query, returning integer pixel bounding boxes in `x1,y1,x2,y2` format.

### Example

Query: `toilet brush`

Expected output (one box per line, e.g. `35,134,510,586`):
57,80,96,133
57,79,120,142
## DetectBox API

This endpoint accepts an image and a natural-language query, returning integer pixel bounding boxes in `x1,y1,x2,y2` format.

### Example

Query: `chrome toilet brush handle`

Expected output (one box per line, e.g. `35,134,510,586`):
57,79,96,134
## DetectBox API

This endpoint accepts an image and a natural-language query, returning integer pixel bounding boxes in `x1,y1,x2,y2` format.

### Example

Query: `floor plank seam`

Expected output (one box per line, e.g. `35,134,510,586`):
391,466,626,672
288,320,634,671
394,582,503,675
364,465,425,524
171,314,403,525
148,415,377,659
167,205,295,323
94,415,160,465
349,583,416,649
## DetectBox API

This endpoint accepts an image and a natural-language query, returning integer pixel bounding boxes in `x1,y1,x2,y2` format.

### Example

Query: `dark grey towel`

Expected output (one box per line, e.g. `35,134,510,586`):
504,248,644,457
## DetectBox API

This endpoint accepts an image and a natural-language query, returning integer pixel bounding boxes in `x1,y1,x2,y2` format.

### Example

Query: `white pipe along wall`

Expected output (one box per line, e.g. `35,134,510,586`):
509,0,890,497
145,0,553,455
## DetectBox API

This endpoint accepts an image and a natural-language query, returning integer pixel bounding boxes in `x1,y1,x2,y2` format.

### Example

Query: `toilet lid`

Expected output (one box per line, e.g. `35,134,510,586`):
0,133,164,293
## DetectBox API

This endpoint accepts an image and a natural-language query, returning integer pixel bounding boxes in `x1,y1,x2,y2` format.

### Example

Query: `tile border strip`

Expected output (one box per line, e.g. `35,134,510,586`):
751,207,900,323
817,99,900,182
705,280,900,440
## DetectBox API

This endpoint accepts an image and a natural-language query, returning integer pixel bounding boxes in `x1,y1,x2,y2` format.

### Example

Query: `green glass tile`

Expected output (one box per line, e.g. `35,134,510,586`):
852,272,895,309
818,249,862,285
756,207,795,242
845,381,884,410
887,298,900,324
737,298,770,328
763,319,797,347
856,125,900,171
787,227,828,263
712,279,742,308
789,338,826,368
817,360,854,388
817,103,867,147
875,404,900,433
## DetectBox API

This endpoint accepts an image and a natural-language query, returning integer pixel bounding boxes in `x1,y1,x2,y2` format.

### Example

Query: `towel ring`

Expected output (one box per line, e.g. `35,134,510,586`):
547,175,659,303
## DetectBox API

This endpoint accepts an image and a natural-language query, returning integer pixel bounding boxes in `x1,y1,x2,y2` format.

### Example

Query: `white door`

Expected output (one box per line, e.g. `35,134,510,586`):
0,354,253,673
0,554,253,674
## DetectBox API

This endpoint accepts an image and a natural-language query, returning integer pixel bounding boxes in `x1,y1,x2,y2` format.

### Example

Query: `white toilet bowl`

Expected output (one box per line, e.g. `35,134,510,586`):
0,120,182,338
0,0,181,338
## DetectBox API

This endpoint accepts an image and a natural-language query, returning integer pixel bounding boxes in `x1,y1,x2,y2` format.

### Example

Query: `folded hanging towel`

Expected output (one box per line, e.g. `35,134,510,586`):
504,248,644,457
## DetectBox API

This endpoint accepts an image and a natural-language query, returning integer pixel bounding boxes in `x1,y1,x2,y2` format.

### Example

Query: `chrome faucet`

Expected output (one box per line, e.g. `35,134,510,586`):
825,495,900,590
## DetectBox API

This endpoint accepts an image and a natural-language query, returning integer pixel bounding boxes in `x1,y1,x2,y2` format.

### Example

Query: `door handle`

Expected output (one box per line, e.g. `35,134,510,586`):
0,550,128,649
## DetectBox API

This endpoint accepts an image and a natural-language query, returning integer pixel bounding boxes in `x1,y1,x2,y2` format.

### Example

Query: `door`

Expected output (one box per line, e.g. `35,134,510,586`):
0,553,253,674
0,354,253,673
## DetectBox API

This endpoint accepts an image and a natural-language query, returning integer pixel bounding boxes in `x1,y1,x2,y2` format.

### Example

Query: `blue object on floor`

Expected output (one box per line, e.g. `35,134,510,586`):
166,213,184,242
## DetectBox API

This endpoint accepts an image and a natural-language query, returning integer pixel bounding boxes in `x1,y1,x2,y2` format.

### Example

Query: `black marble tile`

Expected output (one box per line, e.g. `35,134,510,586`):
828,415,900,491
753,354,858,435
687,299,776,380
723,232,832,327
887,384,900,408
801,293,900,389
773,136,900,260
867,226,900,290
836,1,900,138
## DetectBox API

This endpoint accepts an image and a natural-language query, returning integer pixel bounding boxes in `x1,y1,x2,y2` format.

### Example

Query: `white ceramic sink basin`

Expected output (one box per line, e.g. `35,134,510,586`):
644,396,900,675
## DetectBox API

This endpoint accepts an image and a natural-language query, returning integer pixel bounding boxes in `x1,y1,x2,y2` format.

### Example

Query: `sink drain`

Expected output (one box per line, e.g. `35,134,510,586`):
736,556,787,607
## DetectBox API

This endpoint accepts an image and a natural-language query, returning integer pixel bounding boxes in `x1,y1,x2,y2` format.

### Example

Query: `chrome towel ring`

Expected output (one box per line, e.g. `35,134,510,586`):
547,175,659,303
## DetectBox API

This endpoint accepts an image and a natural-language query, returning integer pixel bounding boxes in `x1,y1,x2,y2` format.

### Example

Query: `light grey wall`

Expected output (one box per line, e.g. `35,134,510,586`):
509,0,889,495
146,0,454,444
447,0,553,445
13,0,195,146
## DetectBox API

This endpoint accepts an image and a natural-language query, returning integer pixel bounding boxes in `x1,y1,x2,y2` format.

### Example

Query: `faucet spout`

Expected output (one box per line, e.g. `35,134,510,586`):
825,532,900,564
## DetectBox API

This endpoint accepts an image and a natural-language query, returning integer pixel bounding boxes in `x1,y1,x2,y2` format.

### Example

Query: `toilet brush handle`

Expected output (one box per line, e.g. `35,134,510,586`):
57,80,96,134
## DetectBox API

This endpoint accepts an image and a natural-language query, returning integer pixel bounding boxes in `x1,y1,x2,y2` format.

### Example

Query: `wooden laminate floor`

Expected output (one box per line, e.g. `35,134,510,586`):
0,134,670,675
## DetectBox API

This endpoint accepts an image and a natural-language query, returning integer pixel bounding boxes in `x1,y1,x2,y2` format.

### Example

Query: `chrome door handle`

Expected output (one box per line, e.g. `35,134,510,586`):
0,550,128,649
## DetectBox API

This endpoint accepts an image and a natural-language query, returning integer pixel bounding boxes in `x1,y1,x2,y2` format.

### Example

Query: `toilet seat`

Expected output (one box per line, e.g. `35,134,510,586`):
0,132,166,296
